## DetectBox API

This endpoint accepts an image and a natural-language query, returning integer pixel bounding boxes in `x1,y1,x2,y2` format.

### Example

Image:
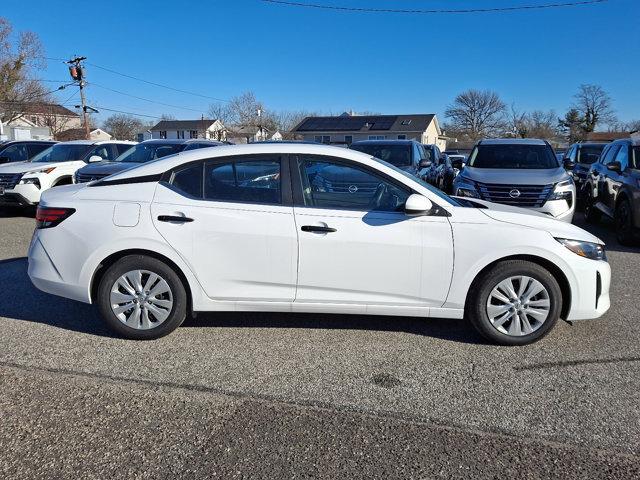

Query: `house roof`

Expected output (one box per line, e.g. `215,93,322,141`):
0,102,79,117
291,114,436,133
585,131,631,142
150,119,218,131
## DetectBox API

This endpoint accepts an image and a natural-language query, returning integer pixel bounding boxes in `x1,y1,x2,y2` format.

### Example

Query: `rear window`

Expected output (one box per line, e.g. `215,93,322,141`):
468,144,559,169
577,144,605,164
351,144,413,167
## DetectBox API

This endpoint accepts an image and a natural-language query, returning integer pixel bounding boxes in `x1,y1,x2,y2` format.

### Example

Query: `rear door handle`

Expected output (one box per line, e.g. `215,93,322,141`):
157,215,194,223
301,225,337,233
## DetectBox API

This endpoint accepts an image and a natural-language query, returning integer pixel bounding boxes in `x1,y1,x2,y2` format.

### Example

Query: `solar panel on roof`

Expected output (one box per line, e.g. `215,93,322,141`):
369,117,396,131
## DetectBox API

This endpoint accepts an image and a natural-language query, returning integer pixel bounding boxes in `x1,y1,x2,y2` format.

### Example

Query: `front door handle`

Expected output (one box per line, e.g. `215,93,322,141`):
157,215,194,223
301,225,337,233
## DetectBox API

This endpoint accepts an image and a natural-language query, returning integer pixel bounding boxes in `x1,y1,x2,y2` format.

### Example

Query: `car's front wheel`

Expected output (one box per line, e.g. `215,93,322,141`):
96,255,188,340
584,189,601,223
615,198,636,246
466,260,562,346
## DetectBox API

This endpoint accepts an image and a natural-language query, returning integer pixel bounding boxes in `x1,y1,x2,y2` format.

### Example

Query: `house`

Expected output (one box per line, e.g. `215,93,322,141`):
149,119,226,141
226,125,283,144
0,102,82,141
57,127,113,141
290,113,447,149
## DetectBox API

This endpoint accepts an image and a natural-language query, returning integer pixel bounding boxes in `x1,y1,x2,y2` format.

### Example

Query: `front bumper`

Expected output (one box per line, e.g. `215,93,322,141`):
566,259,611,321
0,184,41,206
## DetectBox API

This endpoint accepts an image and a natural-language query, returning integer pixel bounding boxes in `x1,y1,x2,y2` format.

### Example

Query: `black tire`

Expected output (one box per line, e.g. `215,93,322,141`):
615,198,636,246
96,255,188,340
465,260,562,346
584,189,601,224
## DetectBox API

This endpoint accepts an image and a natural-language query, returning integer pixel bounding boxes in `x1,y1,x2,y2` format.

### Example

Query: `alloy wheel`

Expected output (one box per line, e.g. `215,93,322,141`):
486,276,550,336
110,269,173,330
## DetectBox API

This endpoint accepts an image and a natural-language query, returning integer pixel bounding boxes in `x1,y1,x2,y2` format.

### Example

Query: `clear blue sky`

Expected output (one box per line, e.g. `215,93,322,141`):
5,0,639,124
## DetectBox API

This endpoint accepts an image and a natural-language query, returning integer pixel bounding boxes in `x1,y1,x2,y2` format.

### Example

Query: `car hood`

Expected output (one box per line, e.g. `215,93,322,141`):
461,166,568,185
77,161,139,176
464,198,602,244
0,161,81,174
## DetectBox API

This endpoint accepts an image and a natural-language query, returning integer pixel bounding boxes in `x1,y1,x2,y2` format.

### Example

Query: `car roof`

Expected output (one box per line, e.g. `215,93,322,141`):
479,138,547,146
0,140,57,145
351,140,417,146
58,140,136,146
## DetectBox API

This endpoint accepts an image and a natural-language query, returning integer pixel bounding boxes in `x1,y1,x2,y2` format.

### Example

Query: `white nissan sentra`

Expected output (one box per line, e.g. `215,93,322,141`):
27,143,611,345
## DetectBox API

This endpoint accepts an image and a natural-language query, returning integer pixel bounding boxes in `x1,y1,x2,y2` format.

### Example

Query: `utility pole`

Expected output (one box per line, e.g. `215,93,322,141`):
66,56,90,140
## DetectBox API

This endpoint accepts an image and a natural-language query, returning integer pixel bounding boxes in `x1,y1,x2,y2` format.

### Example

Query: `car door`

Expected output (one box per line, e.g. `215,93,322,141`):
151,154,298,302
607,143,631,207
291,154,453,308
597,144,621,212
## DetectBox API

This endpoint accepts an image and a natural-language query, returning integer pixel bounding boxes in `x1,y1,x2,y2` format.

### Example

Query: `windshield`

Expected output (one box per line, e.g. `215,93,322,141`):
31,144,92,163
351,144,412,167
578,144,605,164
116,143,186,163
468,144,559,169
372,156,460,206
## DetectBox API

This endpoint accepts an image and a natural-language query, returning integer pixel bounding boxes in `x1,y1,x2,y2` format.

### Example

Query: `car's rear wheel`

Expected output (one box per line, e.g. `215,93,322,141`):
466,260,562,346
615,198,636,246
97,255,187,340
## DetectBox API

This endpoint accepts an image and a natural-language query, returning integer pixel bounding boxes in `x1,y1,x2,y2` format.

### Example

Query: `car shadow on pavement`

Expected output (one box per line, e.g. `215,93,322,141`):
0,257,114,337
185,312,487,345
0,257,485,344
0,206,36,219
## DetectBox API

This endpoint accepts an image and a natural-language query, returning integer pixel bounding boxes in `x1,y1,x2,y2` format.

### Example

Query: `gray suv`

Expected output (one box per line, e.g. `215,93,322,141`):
452,139,576,223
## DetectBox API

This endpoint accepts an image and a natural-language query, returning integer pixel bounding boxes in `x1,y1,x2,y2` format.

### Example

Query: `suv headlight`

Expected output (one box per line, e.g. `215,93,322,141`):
18,177,41,188
556,238,606,260
548,179,574,201
454,175,480,198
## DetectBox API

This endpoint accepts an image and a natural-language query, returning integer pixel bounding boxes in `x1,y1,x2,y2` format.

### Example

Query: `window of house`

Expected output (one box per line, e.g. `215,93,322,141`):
160,131,167,139
314,135,331,144
189,130,198,139
177,130,185,139
296,157,409,212
344,135,353,144
204,159,281,204
397,135,407,140
368,135,386,140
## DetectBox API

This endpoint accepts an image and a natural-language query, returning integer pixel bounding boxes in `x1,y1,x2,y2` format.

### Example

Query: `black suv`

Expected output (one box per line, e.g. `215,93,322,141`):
563,142,607,202
0,140,57,164
584,138,640,244
349,140,430,179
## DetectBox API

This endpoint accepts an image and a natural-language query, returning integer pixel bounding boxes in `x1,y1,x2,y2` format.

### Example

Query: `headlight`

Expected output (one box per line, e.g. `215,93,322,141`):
18,177,41,188
548,178,574,201
556,238,606,260
454,175,479,198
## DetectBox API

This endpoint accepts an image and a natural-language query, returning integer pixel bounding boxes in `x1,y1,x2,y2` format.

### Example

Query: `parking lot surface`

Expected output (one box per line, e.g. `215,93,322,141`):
1,207,639,479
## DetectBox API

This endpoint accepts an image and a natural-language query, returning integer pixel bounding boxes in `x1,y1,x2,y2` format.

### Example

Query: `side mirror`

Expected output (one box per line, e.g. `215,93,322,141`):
563,158,576,170
419,159,432,169
607,161,621,172
405,193,433,215
451,159,463,170
88,155,104,163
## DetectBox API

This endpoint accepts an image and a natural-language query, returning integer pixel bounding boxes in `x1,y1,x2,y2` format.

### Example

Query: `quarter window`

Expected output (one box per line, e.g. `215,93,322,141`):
205,159,281,204
296,157,409,212
171,163,203,198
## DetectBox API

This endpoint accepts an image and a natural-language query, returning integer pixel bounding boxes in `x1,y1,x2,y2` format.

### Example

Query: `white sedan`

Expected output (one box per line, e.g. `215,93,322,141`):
27,143,611,345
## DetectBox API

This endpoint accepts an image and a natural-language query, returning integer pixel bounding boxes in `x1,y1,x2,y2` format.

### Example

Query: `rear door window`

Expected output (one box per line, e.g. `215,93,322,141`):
170,163,203,198
204,158,281,205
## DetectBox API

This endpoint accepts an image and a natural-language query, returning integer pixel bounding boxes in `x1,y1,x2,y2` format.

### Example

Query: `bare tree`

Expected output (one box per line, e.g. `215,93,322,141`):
507,104,528,138
525,110,559,140
0,17,49,124
573,84,615,134
39,105,75,139
445,89,506,140
207,102,231,125
103,114,145,141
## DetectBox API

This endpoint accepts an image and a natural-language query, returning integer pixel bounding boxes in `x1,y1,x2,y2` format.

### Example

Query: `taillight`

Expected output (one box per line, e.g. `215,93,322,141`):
35,207,76,229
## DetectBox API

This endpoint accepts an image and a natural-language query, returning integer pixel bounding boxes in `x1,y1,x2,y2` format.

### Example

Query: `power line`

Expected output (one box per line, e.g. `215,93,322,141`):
85,62,231,103
88,82,205,113
90,105,161,119
259,0,609,14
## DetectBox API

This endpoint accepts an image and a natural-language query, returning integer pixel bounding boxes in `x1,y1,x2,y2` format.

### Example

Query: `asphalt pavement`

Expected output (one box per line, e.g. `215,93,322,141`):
0,206,639,479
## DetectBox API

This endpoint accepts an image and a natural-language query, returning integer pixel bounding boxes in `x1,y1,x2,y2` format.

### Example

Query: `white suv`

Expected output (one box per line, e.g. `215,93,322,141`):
28,143,610,345
0,140,135,207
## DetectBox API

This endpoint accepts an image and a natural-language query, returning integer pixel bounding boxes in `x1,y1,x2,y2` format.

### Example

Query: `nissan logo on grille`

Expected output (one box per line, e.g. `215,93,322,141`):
509,189,521,198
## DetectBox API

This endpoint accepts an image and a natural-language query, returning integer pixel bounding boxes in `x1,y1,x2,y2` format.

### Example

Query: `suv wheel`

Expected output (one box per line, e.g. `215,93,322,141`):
466,260,562,346
615,198,636,246
97,255,188,340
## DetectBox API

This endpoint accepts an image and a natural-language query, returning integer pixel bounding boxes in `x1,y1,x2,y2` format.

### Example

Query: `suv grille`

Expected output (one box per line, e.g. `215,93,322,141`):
476,182,553,208
0,173,22,190
75,172,108,184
